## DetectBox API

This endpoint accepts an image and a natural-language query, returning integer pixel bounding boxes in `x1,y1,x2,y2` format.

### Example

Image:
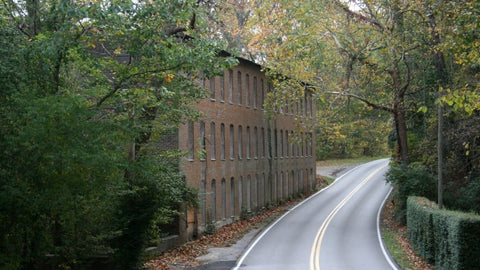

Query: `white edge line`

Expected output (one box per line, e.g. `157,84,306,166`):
233,163,365,270
376,184,401,270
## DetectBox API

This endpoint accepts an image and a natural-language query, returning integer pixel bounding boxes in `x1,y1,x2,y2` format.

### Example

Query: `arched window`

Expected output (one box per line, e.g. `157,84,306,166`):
246,175,251,211
201,180,206,225
301,132,304,157
221,179,226,220
238,176,243,211
290,170,298,195
285,171,289,197
260,79,265,109
210,77,215,100
229,70,233,104
237,71,242,105
253,76,258,109
211,179,216,221
273,173,278,202
238,125,243,159
187,121,194,160
300,170,304,193
220,74,225,102
254,127,258,159
210,122,216,160
230,177,235,217
245,74,250,107
255,174,260,208
290,131,294,158
246,126,251,159
279,172,283,200
220,124,225,160
280,130,284,158
285,131,289,158
199,121,205,161
229,124,234,160
274,129,278,158
261,127,265,158
263,174,267,205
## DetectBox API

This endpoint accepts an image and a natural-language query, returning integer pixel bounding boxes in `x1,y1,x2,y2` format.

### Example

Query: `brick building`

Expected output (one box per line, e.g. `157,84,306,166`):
177,56,316,241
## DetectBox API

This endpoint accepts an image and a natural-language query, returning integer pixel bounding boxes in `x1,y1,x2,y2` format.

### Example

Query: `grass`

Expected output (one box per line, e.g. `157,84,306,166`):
381,228,416,269
316,156,389,167
380,192,433,270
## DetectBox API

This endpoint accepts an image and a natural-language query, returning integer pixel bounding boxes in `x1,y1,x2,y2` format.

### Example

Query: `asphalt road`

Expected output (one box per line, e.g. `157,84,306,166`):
233,159,398,270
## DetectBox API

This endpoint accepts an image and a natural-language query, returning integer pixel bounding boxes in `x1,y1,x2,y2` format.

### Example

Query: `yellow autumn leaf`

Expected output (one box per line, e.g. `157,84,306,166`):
165,74,175,83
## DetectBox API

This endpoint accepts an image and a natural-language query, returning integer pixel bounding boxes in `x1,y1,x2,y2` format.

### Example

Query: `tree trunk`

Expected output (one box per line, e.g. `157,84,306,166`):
393,102,409,165
26,0,40,36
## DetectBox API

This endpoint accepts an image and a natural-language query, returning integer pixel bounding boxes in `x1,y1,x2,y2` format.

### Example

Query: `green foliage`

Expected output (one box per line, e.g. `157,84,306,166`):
456,174,480,214
386,163,437,223
0,0,235,269
0,97,125,269
315,103,390,160
406,197,438,263
407,197,480,270
203,222,216,235
245,0,479,214
240,207,254,221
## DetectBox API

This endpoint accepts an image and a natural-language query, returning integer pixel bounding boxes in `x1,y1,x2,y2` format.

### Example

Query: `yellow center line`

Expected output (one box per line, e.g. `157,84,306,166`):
309,164,388,270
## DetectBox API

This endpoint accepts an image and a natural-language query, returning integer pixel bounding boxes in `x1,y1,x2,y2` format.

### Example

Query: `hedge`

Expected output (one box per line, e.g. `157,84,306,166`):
406,196,480,270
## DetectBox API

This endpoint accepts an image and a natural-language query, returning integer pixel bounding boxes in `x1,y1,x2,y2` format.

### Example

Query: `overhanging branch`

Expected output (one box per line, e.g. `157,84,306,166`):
333,0,387,31
327,91,394,113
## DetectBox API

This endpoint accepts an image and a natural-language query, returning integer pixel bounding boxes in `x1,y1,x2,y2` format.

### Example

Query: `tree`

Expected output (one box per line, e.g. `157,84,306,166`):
0,1,235,269
248,0,435,165
203,0,262,60
241,0,479,216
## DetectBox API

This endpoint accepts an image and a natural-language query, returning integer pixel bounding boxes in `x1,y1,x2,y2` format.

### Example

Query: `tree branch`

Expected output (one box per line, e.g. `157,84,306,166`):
2,0,32,37
95,63,187,108
333,0,387,31
327,91,394,113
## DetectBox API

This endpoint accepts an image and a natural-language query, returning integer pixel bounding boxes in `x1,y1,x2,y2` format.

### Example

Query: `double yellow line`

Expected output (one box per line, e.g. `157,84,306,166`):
309,164,388,270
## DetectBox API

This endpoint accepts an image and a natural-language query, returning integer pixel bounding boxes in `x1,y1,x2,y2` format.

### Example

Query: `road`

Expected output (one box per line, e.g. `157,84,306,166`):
233,159,398,270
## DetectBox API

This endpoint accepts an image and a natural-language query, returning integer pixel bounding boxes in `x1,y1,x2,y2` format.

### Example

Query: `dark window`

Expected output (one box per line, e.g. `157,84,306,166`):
280,130,284,157
211,179,216,221
230,178,235,217
210,122,216,160
229,70,233,104
221,179,226,220
246,74,250,107
237,71,242,105
254,127,258,158
220,75,225,102
238,125,243,159
260,79,265,109
220,124,225,160
229,125,234,159
246,126,251,159
253,76,258,109
199,121,205,160
188,121,194,160
210,77,215,100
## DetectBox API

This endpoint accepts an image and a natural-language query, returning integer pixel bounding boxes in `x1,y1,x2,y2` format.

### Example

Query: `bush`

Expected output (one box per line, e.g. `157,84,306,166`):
387,163,436,223
406,197,437,263
407,197,480,270
456,174,480,213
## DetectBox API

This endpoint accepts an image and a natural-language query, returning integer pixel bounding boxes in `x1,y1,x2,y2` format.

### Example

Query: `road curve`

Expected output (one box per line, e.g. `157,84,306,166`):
234,159,398,270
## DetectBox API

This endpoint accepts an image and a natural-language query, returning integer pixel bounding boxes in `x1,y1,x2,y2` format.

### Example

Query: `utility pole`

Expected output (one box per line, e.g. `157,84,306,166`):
437,97,444,208
425,2,446,209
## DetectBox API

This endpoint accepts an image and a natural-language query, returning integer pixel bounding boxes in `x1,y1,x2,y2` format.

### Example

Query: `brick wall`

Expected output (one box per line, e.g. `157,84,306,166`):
178,57,317,240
